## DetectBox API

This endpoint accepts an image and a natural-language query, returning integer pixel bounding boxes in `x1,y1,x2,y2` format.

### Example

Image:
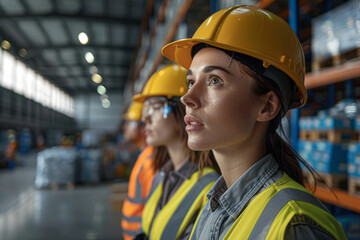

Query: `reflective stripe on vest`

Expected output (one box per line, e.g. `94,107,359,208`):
143,167,219,239
121,214,142,223
161,172,219,239
248,188,329,240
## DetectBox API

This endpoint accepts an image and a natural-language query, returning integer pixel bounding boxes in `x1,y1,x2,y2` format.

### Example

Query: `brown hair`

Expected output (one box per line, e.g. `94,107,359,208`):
152,100,220,174
244,66,317,187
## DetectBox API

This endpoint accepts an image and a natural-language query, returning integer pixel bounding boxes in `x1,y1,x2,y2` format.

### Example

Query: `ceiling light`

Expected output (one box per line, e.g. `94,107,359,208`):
101,99,111,108
100,94,108,101
89,66,98,74
19,48,28,57
92,73,102,84
1,40,11,50
78,32,88,45
85,52,94,63
97,85,106,95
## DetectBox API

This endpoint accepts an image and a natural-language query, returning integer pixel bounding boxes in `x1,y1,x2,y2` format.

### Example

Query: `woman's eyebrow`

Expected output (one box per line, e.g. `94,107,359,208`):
187,65,230,77
203,65,230,75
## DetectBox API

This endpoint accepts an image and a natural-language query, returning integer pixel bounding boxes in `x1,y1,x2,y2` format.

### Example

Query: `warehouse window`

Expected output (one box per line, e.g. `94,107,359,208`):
0,49,74,117
14,60,27,95
43,80,51,107
1,50,15,90
24,68,36,100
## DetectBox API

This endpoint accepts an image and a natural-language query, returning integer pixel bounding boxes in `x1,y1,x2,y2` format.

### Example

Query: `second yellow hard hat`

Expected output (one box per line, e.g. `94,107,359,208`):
133,64,188,103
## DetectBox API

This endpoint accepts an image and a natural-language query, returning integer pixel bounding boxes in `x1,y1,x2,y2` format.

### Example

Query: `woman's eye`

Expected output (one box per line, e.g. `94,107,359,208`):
153,104,163,110
209,76,222,86
187,80,194,89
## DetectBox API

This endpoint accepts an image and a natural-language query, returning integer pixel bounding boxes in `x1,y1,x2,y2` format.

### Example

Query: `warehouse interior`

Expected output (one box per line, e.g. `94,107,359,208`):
0,0,360,239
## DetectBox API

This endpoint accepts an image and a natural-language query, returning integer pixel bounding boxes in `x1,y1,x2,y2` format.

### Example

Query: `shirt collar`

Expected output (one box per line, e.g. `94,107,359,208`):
161,158,197,180
207,154,279,219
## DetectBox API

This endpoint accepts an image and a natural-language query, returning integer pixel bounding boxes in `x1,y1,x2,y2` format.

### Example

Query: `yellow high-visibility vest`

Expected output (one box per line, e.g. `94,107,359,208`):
191,173,347,240
142,167,219,239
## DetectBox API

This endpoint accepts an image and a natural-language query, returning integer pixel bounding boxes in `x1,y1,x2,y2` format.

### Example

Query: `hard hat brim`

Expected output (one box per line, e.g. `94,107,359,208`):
133,93,174,103
132,93,146,103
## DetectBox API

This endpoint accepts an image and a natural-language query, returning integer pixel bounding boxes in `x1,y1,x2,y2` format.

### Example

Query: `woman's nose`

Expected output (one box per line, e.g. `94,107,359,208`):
142,113,151,124
181,86,200,109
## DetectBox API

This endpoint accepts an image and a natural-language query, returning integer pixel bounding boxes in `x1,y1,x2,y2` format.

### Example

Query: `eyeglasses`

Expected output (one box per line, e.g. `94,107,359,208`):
142,97,177,120
126,120,139,129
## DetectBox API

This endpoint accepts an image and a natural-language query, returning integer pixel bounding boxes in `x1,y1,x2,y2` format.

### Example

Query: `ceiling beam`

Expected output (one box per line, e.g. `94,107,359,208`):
0,13,141,25
40,73,127,79
37,63,129,69
27,44,135,52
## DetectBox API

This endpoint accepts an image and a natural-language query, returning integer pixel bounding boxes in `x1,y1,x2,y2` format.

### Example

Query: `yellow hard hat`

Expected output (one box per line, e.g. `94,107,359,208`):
162,5,307,108
123,102,143,121
133,64,188,103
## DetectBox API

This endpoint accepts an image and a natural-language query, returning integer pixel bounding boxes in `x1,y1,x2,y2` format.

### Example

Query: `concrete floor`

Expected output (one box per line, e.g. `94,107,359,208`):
0,151,123,240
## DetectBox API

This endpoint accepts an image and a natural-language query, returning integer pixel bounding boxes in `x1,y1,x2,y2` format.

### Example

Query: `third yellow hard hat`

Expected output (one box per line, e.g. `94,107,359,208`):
123,102,143,121
133,64,188,103
162,5,307,108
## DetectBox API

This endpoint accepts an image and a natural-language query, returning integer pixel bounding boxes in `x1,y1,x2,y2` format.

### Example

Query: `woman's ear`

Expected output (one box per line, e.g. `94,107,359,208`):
257,91,281,122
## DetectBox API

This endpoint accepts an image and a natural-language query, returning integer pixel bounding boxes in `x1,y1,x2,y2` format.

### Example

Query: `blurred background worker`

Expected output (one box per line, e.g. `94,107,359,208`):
133,64,220,240
122,102,147,152
117,102,148,178
121,102,155,240
5,130,17,169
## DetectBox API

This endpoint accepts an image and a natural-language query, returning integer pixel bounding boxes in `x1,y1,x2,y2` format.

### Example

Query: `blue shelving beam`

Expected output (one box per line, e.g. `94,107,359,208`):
289,0,300,151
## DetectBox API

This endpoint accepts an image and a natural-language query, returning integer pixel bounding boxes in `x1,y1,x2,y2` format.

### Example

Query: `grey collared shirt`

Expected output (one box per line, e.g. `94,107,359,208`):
158,159,198,208
191,154,336,240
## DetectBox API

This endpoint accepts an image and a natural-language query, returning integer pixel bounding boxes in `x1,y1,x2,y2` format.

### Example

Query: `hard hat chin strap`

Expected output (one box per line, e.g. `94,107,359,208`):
262,66,295,114
227,51,235,67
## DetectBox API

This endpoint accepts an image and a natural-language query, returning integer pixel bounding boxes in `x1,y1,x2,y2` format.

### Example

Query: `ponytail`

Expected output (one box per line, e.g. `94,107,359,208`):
266,113,306,186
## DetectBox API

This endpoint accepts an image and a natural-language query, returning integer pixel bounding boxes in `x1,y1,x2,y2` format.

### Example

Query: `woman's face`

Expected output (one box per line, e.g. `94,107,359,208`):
181,47,263,151
142,97,180,147
122,120,140,142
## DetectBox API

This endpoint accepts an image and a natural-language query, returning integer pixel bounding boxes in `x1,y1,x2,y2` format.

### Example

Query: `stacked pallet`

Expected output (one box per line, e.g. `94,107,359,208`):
311,0,360,71
35,147,78,190
298,111,351,189
299,105,360,196
348,117,360,196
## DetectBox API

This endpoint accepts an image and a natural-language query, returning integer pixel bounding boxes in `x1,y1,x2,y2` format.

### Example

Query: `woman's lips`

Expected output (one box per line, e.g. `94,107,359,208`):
184,114,204,131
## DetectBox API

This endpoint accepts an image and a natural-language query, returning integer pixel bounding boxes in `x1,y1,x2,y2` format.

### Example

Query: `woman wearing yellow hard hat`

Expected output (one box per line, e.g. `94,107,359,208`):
162,5,347,240
133,64,220,240
121,101,155,240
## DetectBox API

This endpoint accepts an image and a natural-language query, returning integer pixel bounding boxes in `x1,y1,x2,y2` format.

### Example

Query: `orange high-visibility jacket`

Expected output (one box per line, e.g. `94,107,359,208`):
121,146,155,240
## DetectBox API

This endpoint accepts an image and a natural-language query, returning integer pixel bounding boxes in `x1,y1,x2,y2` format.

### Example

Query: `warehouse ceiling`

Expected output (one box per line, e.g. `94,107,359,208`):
0,0,146,95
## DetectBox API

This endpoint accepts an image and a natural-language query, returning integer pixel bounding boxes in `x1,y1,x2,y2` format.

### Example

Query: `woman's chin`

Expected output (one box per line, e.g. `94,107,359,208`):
187,139,211,151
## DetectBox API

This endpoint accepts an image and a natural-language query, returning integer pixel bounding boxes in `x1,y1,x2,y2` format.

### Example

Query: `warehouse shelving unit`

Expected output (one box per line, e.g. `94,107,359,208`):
303,55,360,213
305,59,360,89
298,0,360,214
313,186,360,213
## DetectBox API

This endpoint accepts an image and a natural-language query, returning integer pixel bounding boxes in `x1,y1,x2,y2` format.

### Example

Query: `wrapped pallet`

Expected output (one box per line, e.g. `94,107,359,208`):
79,148,102,184
35,147,78,188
